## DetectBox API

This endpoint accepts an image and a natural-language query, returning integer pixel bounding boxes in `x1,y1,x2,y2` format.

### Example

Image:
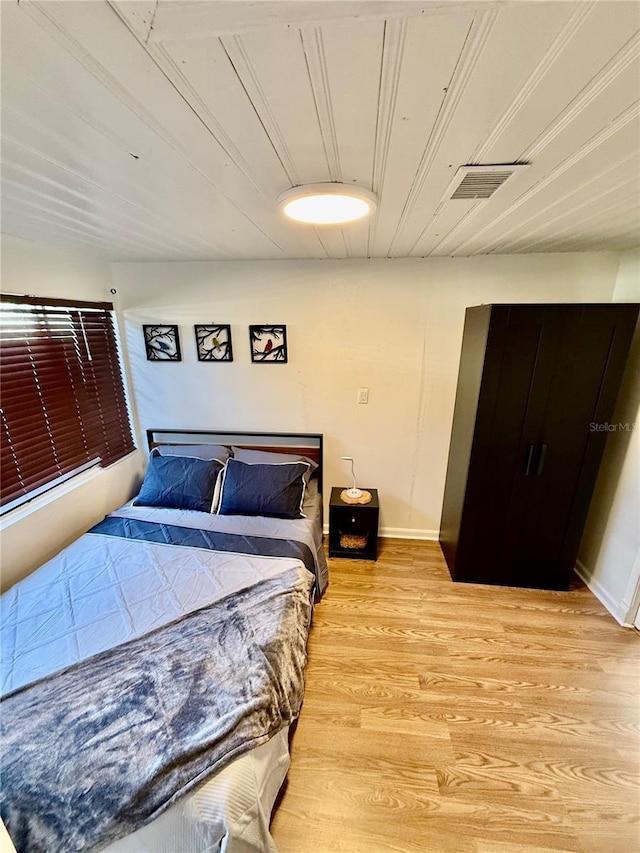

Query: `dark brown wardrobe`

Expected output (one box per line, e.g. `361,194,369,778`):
439,303,639,591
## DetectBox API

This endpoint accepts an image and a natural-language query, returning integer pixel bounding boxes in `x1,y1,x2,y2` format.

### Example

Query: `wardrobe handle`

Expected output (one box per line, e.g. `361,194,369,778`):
536,443,548,476
524,444,535,476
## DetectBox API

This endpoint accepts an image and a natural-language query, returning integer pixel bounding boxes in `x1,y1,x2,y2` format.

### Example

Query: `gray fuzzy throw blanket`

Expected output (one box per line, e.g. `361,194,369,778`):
1,566,312,853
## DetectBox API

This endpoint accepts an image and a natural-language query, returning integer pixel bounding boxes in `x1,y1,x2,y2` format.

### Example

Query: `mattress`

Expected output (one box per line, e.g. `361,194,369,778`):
1,493,326,852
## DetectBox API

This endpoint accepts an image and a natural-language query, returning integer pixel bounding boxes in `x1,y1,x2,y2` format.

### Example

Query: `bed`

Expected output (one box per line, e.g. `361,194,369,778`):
1,430,327,853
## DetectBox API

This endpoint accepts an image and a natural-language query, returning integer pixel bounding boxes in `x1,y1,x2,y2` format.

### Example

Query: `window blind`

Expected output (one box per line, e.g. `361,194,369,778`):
0,295,135,511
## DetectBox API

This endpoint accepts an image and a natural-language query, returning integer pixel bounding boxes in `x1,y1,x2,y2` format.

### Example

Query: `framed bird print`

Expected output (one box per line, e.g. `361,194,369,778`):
194,324,233,362
143,324,181,361
249,325,288,363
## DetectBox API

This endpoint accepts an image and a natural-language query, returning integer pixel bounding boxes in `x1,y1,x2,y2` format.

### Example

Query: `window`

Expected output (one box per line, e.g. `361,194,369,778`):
0,295,135,512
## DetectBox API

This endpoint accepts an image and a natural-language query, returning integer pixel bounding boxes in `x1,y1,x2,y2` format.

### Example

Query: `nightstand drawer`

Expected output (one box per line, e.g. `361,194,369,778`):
332,507,371,535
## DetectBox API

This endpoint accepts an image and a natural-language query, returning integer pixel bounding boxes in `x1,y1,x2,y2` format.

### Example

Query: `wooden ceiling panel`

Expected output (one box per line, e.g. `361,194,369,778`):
2,185,190,259
469,154,638,255
495,186,640,253
2,1,638,259
339,218,371,259
447,115,640,255
521,60,640,176
387,1,585,257
419,89,640,258
1,5,282,259
366,10,474,257
151,35,292,199
146,1,491,41
480,6,640,166
221,27,330,186
11,2,301,254
1,200,164,260
1,155,226,262
300,19,383,186
2,103,284,262
521,203,640,254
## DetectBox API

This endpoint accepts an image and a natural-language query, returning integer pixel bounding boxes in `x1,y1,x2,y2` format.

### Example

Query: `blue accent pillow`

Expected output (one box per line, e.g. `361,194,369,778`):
218,458,310,519
133,450,222,512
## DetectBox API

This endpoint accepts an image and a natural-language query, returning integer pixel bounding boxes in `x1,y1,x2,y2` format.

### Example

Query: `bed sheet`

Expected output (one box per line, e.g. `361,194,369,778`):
1,496,326,852
116,481,326,591
1,494,325,695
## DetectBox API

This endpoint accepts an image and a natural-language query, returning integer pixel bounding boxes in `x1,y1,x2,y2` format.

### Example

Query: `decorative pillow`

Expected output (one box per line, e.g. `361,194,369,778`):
231,446,318,484
218,458,310,519
155,443,230,463
133,450,223,512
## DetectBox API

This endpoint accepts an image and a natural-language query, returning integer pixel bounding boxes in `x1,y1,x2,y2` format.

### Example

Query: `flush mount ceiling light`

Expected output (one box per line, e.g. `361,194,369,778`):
277,183,377,225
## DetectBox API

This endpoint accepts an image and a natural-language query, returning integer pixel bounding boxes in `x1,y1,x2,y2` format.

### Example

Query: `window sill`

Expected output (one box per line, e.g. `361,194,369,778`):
0,452,139,532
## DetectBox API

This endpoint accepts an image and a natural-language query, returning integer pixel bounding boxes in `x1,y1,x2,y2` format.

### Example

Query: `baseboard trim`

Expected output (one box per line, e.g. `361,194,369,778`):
322,523,438,541
575,559,632,627
379,527,439,541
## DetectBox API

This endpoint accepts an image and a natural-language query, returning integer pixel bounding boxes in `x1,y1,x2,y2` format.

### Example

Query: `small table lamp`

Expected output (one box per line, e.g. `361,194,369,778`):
341,456,363,499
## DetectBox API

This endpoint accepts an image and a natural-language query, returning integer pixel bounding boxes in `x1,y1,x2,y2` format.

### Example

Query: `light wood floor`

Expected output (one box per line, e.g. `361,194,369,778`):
270,539,640,853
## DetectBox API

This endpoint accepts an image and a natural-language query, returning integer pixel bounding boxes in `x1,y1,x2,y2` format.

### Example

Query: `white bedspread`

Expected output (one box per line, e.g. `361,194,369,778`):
1,497,325,853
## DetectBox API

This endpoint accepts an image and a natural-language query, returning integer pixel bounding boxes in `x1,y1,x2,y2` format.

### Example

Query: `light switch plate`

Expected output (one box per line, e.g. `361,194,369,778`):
358,387,369,404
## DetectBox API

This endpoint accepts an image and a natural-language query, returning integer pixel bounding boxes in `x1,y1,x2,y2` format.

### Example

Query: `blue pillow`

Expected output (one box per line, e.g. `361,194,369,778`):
133,451,222,512
218,458,310,519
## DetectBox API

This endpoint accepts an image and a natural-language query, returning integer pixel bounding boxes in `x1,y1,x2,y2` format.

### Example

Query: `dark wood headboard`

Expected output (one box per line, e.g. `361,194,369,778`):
146,429,324,493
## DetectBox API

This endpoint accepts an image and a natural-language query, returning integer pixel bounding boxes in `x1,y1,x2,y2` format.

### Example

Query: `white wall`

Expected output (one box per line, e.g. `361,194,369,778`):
0,235,145,591
578,250,640,625
111,252,619,537
2,242,633,605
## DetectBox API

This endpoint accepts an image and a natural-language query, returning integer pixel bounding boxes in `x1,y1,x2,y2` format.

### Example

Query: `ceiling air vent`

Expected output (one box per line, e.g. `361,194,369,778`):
445,164,529,200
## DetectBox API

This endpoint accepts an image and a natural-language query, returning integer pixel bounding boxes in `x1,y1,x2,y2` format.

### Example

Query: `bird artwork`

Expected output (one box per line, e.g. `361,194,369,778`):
195,325,233,361
143,325,181,361
249,325,288,363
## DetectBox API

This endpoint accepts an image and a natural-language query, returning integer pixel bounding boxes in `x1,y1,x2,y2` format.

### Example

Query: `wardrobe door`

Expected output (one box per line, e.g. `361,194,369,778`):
506,305,638,589
455,306,564,584
443,302,638,590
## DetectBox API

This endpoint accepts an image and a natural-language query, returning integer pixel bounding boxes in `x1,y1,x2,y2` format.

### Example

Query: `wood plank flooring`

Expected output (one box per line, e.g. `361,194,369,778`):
270,539,640,853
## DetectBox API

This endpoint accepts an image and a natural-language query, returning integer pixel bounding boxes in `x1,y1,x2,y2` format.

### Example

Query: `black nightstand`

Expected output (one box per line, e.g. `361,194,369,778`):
329,487,379,560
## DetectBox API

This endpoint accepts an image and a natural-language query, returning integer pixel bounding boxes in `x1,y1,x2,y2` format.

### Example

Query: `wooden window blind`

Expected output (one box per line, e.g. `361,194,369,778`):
0,295,135,511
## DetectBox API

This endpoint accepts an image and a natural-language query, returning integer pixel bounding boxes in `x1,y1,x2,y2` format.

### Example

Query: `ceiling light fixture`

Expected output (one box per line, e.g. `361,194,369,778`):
277,183,377,225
